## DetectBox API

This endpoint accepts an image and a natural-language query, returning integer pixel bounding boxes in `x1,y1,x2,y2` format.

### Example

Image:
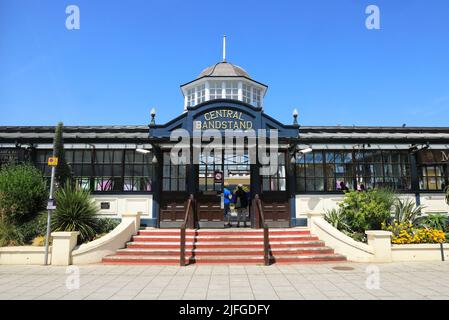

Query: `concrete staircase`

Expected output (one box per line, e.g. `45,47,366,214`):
102,228,346,265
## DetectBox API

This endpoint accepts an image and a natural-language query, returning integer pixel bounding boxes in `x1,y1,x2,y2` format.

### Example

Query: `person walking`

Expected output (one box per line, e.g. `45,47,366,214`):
223,182,232,227
235,184,248,227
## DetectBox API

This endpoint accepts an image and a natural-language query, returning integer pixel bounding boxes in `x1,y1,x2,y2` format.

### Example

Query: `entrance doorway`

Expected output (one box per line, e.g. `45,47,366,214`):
158,149,291,229
223,153,251,228
197,151,251,228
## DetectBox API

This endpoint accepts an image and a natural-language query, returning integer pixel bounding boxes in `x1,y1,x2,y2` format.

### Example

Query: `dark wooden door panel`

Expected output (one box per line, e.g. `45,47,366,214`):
197,194,223,221
159,192,188,227
260,192,290,227
196,193,224,228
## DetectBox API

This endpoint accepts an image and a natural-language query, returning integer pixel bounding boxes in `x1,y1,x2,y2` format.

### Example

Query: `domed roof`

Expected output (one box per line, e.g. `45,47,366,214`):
198,62,250,78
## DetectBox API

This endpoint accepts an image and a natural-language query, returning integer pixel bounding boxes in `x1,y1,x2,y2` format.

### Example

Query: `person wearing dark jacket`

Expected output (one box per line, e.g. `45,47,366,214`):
235,184,248,227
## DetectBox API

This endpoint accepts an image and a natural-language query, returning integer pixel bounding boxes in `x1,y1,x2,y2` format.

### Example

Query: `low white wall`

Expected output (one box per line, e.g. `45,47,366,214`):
392,244,449,262
0,246,50,265
419,193,449,214
308,214,375,262
72,212,140,264
296,194,343,218
308,212,449,263
92,194,152,218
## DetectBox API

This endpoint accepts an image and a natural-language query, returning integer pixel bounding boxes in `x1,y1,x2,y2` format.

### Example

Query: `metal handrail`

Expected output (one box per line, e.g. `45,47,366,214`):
254,194,270,266
180,194,194,266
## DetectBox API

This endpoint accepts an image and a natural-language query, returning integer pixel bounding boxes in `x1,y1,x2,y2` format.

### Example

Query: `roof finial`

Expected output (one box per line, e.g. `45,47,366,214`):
222,34,226,62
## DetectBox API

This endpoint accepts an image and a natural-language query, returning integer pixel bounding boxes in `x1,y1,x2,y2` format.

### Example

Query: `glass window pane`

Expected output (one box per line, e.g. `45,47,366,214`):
65,150,74,163
83,150,92,163
125,151,134,163
74,151,83,163
162,178,170,191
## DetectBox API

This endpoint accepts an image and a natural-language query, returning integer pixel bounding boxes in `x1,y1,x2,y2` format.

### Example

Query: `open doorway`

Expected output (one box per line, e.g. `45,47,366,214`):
223,152,251,228
196,150,252,228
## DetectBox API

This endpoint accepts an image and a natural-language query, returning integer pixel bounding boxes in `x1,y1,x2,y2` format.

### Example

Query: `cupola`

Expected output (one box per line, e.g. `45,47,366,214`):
180,36,268,111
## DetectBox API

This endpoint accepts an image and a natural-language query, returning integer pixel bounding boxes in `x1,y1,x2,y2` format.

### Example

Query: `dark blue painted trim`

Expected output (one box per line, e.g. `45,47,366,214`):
150,100,299,139
140,218,158,228
291,218,307,227
289,197,296,227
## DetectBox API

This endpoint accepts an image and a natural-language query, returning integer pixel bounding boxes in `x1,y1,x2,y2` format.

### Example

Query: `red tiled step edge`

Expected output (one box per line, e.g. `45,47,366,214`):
138,229,311,236
115,247,336,256
102,254,346,265
126,240,326,249
131,235,319,242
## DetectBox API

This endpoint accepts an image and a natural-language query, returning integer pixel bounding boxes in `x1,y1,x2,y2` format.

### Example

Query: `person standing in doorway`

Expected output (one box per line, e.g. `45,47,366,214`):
339,181,349,192
235,184,248,227
223,182,232,227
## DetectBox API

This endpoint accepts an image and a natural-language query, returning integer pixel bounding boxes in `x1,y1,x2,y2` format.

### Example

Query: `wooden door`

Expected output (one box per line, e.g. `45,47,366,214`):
196,151,224,228
159,152,188,228
259,152,290,227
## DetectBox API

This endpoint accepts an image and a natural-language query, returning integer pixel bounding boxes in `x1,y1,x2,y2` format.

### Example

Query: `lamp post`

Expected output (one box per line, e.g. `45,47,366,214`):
44,154,57,265
150,108,156,127
292,109,298,126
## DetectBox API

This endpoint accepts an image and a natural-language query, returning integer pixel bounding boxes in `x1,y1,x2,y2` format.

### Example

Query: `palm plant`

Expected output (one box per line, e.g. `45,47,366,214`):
51,182,99,243
324,208,351,232
418,213,449,231
392,198,424,225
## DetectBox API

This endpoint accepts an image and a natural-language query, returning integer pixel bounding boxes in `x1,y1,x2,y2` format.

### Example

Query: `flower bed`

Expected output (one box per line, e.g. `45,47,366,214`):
382,221,445,244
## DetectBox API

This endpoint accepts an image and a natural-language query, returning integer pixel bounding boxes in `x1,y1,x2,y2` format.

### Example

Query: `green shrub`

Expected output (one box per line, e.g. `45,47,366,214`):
18,212,48,244
417,213,449,231
95,218,120,234
51,183,99,244
339,188,395,233
392,198,424,225
0,221,24,246
324,208,351,232
0,164,47,225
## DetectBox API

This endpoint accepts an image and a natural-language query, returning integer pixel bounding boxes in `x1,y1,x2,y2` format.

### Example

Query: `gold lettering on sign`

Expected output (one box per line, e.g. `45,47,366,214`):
195,109,253,130
442,151,449,162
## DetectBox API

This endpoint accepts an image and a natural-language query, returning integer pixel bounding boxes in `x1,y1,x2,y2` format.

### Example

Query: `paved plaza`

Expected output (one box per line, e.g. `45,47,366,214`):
0,262,449,300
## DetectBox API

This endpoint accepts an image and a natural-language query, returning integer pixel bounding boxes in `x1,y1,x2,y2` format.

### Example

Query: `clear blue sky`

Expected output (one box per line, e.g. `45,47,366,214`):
0,0,448,127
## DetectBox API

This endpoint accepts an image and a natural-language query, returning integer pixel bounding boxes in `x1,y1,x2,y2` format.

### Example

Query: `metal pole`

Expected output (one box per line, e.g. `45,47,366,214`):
440,243,445,262
44,165,56,266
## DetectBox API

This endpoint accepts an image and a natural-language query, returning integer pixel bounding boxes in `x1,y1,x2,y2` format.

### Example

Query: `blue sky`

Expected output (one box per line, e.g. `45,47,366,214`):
0,0,448,127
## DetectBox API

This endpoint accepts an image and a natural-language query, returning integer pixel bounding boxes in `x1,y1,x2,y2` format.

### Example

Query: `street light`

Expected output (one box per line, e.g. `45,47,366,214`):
409,142,429,154
150,108,156,126
291,146,313,164
292,109,298,125
136,148,151,155
298,147,312,154
136,148,157,163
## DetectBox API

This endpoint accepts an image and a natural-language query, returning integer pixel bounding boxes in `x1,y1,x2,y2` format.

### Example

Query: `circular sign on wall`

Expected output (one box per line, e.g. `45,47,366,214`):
214,170,223,183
